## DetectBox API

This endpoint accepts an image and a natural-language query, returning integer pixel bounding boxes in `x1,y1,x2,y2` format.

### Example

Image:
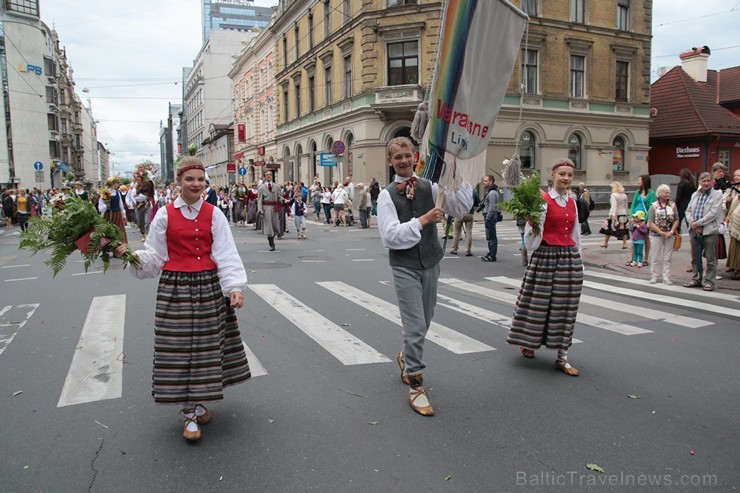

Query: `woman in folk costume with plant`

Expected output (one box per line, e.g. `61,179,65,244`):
114,157,251,441
98,176,127,243
507,159,584,376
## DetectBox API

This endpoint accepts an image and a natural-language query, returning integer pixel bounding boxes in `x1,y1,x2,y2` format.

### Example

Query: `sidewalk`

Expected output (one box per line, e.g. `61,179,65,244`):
579,211,740,292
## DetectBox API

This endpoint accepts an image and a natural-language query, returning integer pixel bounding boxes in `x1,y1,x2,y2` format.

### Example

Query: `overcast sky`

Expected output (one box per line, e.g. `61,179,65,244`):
41,0,739,174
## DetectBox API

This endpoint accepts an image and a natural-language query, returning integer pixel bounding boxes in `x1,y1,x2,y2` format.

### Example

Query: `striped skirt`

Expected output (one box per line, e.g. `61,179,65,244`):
506,245,583,350
153,269,251,404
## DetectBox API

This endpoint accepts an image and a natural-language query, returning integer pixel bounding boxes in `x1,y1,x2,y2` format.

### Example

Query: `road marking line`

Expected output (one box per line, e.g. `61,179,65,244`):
0,304,39,356
1,264,30,268
302,260,326,263
318,281,495,354
71,271,103,276
242,341,267,377
351,259,375,262
440,278,652,336
346,248,366,251
583,270,740,303
4,277,38,282
57,295,126,407
248,284,389,365
487,276,712,329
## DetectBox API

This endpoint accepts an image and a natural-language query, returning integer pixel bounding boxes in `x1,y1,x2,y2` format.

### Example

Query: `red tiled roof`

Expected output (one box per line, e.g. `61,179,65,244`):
718,66,740,104
650,66,740,139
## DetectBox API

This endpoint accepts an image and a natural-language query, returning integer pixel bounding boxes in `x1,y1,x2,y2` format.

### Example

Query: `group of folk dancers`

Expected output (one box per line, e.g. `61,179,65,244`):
112,140,585,441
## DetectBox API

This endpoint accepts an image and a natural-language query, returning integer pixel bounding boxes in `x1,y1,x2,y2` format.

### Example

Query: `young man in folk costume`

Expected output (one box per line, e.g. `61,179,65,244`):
377,137,473,416
115,157,250,441
257,170,283,251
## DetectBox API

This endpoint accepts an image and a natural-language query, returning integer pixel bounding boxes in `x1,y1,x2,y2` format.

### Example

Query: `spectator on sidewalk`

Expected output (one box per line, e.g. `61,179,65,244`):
684,172,725,291
480,175,499,262
630,174,656,264
627,211,649,267
647,184,679,285
449,188,479,257
675,168,697,273
369,178,380,216
577,183,593,235
599,181,629,249
725,169,740,280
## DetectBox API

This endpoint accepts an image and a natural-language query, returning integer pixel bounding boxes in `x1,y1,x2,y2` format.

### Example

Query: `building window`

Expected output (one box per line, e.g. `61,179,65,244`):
617,0,629,31
308,75,315,113
568,133,582,170
324,0,331,38
388,0,417,5
344,55,352,99
283,36,288,68
294,24,300,62
324,64,332,105
522,49,538,94
570,55,585,98
388,41,418,86
615,60,629,101
612,136,625,171
49,140,60,159
295,81,301,117
61,118,67,134
47,113,59,131
5,0,39,16
570,0,584,23
43,56,55,77
282,85,289,121
307,12,313,50
520,131,536,169
521,0,537,16
343,0,352,22
718,149,731,168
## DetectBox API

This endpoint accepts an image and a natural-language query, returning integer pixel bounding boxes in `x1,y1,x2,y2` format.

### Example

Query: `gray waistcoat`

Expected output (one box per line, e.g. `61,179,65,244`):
386,178,443,270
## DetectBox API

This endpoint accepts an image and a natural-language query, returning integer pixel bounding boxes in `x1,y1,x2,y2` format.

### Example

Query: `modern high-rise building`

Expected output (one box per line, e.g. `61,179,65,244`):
202,0,273,43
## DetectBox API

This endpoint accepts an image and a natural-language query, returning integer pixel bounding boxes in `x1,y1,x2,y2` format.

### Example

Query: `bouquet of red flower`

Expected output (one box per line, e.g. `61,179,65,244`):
19,193,140,277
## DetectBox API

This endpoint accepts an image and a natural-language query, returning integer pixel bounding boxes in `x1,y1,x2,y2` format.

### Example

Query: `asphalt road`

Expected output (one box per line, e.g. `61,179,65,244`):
0,216,738,492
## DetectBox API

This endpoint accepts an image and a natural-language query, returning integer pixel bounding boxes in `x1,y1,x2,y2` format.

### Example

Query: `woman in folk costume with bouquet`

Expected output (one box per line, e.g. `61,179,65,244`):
507,159,584,376
115,157,251,441
98,176,127,243
133,164,155,242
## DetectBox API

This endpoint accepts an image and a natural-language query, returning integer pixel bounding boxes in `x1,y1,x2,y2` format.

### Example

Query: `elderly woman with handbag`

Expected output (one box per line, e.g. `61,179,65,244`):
725,169,740,280
647,184,679,285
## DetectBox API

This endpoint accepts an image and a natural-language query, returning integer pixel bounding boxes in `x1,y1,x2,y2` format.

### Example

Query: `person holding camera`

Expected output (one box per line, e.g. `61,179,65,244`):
684,172,725,291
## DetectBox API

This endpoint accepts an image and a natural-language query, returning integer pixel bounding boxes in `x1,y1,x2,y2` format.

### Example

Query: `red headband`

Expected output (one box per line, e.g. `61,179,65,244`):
177,164,205,176
551,159,575,170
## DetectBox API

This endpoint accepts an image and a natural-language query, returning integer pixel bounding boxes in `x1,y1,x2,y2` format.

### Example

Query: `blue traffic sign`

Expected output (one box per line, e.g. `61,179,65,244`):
319,153,338,167
34,161,43,171
238,167,247,176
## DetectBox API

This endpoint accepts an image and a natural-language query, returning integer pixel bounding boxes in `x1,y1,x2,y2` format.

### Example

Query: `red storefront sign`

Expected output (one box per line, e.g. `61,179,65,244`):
253,160,266,167
226,163,236,173
257,145,265,156
237,123,246,142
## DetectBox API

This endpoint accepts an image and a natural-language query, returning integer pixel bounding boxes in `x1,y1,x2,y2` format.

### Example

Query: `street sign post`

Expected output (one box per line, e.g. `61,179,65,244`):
34,161,43,171
331,140,346,155
238,167,247,176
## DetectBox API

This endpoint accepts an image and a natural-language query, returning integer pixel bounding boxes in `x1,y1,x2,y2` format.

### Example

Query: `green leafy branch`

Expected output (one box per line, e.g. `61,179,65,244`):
499,172,547,236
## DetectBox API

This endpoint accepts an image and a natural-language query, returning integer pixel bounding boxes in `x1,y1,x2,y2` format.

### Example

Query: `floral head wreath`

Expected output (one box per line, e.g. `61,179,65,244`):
133,164,157,184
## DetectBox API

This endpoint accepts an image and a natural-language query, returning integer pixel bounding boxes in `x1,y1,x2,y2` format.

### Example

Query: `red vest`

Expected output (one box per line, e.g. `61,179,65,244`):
162,202,218,272
541,192,577,247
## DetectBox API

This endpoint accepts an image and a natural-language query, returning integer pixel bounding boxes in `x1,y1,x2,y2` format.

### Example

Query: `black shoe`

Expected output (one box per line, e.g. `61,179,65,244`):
449,250,458,255
465,252,473,257
481,256,496,262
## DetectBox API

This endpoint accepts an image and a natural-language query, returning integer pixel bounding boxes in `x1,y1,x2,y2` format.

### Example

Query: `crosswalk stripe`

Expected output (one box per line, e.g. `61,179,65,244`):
318,281,495,354
0,304,39,357
57,295,126,407
242,341,268,377
248,284,390,365
583,270,740,303
440,278,652,335
487,276,712,329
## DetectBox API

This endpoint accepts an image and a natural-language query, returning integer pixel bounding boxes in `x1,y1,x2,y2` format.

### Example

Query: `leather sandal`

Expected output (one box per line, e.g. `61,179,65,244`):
407,375,434,416
555,359,580,376
520,347,535,359
194,404,212,425
180,409,201,441
683,280,702,288
396,352,410,385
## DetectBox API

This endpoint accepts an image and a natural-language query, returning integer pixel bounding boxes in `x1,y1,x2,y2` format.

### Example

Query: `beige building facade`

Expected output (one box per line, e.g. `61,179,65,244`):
272,0,442,188
268,0,651,191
